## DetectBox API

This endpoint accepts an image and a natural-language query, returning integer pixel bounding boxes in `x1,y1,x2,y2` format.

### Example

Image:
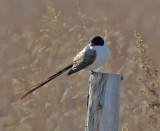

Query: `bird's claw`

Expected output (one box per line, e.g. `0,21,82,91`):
91,71,95,74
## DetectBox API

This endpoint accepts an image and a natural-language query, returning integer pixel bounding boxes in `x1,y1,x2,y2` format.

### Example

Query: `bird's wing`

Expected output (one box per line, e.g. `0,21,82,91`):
68,48,96,75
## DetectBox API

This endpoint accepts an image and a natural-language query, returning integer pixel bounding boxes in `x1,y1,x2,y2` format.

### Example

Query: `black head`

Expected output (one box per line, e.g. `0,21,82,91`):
91,36,104,46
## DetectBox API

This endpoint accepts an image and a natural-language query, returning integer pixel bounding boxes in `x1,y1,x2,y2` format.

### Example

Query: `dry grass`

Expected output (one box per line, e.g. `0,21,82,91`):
0,0,160,131
134,32,160,129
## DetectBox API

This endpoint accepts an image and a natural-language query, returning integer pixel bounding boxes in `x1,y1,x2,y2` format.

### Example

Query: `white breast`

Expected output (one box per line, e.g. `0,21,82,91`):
85,43,110,71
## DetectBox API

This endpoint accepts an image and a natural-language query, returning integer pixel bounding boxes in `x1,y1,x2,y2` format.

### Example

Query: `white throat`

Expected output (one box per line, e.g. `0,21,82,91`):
85,43,110,71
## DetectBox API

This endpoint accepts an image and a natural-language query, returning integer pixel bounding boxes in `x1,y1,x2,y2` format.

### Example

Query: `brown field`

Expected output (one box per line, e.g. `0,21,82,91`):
0,0,160,131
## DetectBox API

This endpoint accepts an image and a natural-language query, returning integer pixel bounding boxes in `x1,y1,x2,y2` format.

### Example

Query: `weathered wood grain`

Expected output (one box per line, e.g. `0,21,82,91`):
85,72,122,131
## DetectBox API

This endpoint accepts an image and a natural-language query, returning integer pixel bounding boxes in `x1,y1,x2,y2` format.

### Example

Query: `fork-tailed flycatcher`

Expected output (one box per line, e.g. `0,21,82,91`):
20,36,110,100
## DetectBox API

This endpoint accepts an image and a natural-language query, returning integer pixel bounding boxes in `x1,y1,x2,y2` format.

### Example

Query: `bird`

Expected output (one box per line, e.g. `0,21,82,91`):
20,36,110,100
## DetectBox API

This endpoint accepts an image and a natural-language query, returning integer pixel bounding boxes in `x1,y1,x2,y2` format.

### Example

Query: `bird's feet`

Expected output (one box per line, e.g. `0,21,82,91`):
91,70,96,74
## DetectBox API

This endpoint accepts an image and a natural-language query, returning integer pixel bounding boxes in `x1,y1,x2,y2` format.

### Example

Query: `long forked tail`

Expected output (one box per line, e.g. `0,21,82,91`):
20,64,73,100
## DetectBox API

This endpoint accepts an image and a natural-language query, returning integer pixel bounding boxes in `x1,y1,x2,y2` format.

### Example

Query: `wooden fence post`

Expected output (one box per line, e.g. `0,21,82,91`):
85,72,122,131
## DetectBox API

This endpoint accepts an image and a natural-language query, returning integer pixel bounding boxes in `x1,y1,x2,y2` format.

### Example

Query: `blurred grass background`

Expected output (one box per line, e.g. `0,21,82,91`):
0,0,160,131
